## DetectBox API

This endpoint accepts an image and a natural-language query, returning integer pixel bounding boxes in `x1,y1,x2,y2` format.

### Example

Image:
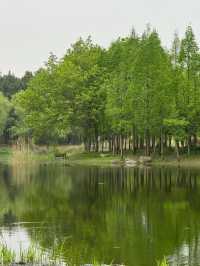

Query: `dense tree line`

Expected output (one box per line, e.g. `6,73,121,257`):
0,71,33,143
0,71,33,98
1,25,200,158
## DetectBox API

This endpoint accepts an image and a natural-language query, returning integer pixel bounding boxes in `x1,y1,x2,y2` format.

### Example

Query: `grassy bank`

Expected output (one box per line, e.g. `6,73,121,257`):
71,152,200,168
0,146,12,163
153,154,200,168
1,145,200,168
0,146,54,165
0,145,121,166
69,151,121,166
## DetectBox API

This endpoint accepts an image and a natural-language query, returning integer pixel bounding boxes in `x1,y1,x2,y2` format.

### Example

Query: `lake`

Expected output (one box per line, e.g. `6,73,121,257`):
0,163,200,265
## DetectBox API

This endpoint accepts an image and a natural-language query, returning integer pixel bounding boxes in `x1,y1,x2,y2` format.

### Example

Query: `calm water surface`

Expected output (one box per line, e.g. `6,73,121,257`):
0,163,200,265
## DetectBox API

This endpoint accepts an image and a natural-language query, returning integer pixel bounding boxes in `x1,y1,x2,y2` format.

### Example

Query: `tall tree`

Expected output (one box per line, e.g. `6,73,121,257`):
179,25,200,153
132,30,173,156
0,93,11,138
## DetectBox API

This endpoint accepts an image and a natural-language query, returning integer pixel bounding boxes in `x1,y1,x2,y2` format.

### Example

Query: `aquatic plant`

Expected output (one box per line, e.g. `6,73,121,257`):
0,244,15,265
0,243,122,265
0,243,51,265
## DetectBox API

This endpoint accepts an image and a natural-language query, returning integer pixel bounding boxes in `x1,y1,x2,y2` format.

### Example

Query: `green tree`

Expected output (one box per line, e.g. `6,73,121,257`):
0,93,11,137
132,30,173,156
179,25,200,153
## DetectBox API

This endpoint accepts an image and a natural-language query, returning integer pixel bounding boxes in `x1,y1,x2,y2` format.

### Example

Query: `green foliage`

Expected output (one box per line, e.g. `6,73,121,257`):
0,71,33,98
0,92,11,136
2,25,200,156
132,31,173,136
164,119,189,141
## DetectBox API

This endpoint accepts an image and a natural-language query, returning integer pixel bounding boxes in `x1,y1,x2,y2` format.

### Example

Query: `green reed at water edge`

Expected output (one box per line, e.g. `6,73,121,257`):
0,241,169,266
0,245,15,265
0,243,65,265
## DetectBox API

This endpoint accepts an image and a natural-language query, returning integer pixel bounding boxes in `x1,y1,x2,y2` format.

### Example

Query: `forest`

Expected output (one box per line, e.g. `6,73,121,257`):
0,25,200,159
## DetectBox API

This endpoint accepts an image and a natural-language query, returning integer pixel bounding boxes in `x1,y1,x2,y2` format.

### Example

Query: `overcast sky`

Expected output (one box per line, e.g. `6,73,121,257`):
0,0,199,76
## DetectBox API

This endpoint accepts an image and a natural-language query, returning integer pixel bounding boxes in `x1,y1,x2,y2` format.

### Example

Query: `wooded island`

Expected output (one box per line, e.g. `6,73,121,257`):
0,25,199,160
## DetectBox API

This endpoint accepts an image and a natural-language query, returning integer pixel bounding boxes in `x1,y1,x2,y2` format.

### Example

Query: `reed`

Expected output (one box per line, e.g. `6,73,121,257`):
0,244,15,265
0,243,62,265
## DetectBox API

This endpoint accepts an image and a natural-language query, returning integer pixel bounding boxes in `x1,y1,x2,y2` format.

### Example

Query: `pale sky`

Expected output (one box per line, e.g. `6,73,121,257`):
0,0,199,76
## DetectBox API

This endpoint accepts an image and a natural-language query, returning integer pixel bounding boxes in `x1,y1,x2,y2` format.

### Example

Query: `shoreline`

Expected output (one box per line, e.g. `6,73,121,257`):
1,146,200,168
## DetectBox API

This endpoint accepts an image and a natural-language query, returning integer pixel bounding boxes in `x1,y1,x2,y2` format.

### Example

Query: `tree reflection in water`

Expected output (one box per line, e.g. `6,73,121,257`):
0,164,199,265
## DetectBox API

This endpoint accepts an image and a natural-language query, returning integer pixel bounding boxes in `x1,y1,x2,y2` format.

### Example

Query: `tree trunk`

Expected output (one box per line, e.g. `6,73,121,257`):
193,134,197,148
128,135,131,151
152,136,156,154
101,137,104,152
169,136,172,148
120,134,123,159
160,128,164,159
94,127,99,152
113,136,116,155
145,130,150,156
132,128,135,154
175,140,180,162
187,135,191,156
124,137,127,151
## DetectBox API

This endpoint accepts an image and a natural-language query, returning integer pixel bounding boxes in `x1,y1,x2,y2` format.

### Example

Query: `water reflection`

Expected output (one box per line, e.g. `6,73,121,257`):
0,164,200,265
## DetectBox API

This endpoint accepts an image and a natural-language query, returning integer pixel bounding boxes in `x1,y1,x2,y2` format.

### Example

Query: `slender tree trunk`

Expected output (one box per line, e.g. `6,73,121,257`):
140,136,144,150
124,137,127,151
152,136,156,154
108,137,110,152
175,140,180,162
113,136,116,155
160,128,164,159
94,127,99,152
164,133,168,149
169,136,172,148
145,130,150,156
193,134,197,148
187,135,191,156
101,137,104,152
120,134,123,159
135,134,139,151
132,127,135,154
128,135,131,151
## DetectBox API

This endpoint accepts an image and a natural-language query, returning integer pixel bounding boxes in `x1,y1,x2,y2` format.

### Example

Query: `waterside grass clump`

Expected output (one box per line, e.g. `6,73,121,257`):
0,243,115,265
0,243,65,265
0,242,170,266
0,241,116,266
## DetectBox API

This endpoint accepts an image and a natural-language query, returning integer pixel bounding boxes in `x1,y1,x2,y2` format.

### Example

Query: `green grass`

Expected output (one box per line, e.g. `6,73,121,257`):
0,243,63,265
71,151,200,167
0,244,15,264
0,145,123,167
0,243,117,265
0,242,169,265
153,153,200,168
69,151,122,166
0,147,12,162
